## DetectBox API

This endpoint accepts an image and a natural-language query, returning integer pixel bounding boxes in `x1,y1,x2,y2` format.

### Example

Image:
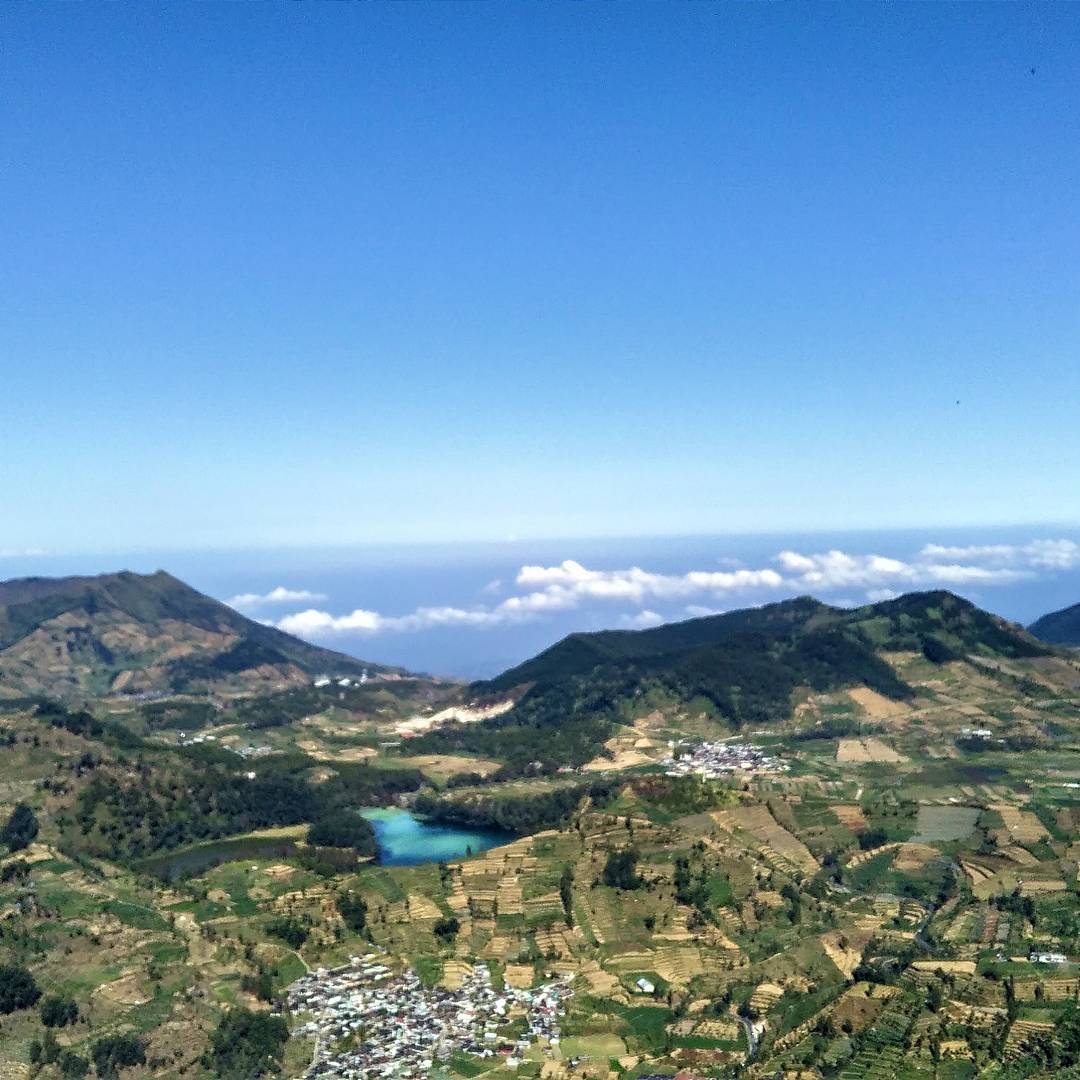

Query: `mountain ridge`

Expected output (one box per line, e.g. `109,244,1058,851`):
479,588,1049,695
410,588,1057,774
1029,598,1080,646
0,569,403,699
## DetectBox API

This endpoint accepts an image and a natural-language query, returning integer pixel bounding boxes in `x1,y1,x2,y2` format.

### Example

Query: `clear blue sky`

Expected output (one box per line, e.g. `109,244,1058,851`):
3,5,1078,554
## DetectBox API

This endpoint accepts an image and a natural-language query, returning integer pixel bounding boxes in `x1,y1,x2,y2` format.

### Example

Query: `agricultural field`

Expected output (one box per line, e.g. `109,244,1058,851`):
3,589,1080,1079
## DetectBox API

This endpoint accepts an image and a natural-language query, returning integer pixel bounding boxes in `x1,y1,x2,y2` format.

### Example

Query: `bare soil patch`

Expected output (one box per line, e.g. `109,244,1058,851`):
836,737,906,764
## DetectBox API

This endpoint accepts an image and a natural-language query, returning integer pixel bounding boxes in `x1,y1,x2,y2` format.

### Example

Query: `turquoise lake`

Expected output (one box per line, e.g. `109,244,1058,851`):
360,808,514,866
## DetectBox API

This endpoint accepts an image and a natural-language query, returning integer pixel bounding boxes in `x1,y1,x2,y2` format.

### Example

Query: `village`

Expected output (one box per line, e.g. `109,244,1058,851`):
662,738,788,779
287,956,573,1079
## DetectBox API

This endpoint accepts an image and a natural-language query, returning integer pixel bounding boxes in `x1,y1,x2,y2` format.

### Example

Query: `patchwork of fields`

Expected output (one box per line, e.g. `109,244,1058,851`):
2,596,1080,1080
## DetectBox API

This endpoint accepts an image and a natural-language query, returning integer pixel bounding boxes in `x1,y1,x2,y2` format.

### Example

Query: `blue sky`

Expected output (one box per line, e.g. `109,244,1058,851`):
2,5,1079,554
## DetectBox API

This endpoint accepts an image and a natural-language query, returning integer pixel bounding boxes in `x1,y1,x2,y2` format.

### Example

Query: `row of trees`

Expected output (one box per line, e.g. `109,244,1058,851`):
413,778,619,835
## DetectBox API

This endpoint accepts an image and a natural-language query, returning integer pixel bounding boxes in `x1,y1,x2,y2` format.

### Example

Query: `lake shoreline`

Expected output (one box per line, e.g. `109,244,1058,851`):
135,807,514,880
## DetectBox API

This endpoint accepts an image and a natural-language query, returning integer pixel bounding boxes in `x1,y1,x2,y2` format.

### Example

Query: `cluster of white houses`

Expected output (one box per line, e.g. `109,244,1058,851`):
313,672,370,688
663,739,788,780
287,956,572,1078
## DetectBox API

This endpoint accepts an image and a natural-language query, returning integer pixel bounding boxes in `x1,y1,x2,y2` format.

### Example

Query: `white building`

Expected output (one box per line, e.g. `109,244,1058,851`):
1030,951,1067,964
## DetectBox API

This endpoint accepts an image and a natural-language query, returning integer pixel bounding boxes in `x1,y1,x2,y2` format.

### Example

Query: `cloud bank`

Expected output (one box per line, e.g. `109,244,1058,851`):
257,537,1079,640
228,586,327,609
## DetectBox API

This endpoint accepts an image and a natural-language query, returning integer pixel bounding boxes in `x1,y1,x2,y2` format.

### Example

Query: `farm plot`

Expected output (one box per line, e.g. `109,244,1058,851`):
912,805,979,843
833,804,869,833
710,805,819,875
991,805,1050,846
837,738,907,764
848,688,911,721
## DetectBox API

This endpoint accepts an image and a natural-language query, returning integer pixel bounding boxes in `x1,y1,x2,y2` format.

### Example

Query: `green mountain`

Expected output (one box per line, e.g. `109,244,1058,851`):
1029,599,1080,646
0,570,397,698
485,589,1047,695
411,590,1051,773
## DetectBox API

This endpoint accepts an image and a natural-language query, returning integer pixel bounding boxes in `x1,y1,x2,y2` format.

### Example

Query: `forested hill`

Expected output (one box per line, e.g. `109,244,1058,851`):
0,570,404,699
410,590,1052,774
480,589,1047,696
481,595,833,691
1029,599,1080,646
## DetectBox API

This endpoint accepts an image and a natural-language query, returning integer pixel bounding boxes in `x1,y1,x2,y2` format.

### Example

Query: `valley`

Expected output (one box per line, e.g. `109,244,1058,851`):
1,578,1080,1080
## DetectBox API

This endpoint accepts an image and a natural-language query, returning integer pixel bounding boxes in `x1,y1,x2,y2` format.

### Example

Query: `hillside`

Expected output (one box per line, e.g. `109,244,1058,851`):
486,591,1048,694
1030,599,1080,646
1,590,1080,1079
0,570,401,698
412,590,1056,773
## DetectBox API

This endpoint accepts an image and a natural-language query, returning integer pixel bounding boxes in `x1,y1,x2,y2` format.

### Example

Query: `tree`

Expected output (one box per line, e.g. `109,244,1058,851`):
602,848,642,891
59,1052,90,1079
559,865,574,927
205,1007,289,1079
1058,1003,1080,1065
91,1034,145,1078
336,891,368,934
306,811,378,856
265,916,307,949
41,993,79,1027
433,917,460,944
1,803,39,852
0,964,41,1013
240,972,274,1003
40,1029,60,1064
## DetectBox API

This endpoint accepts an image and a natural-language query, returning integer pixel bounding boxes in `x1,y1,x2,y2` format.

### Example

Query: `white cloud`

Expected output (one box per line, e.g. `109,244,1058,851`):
777,548,1028,591
919,539,1080,570
277,607,382,635
0,547,47,558
229,586,327,609
514,559,784,605
276,604,509,637
619,610,665,629
1025,539,1080,568
865,588,900,603
270,537,1078,643
919,543,1017,562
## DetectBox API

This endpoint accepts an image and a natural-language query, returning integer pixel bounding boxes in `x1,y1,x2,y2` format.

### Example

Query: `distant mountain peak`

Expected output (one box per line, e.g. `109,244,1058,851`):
0,569,404,700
